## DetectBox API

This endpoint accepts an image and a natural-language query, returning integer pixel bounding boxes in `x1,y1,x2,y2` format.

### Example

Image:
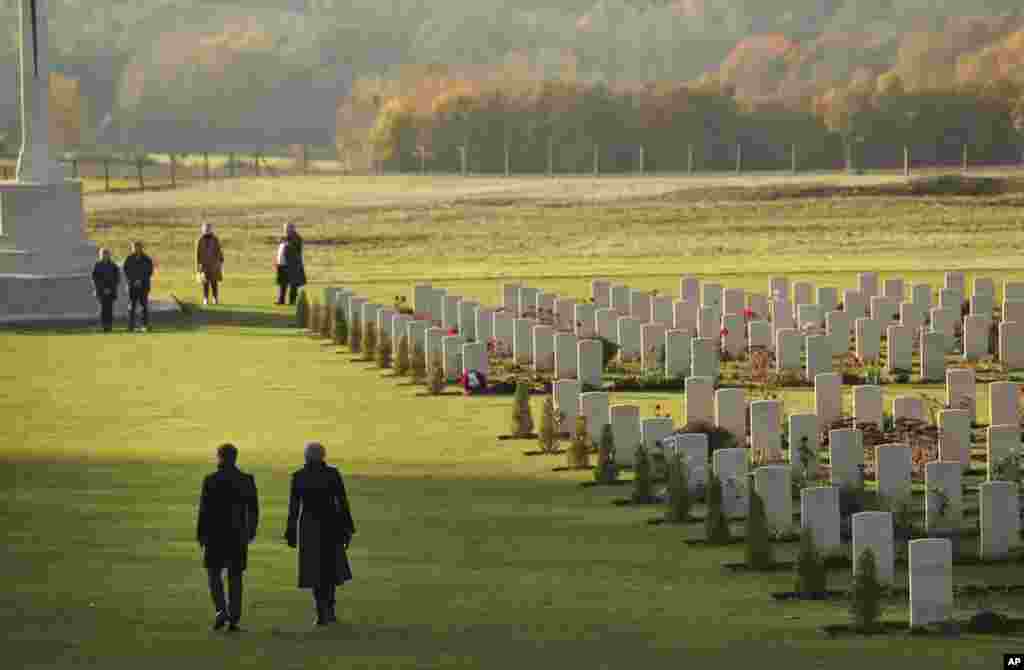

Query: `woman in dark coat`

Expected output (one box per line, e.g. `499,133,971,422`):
284,442,355,626
275,222,307,306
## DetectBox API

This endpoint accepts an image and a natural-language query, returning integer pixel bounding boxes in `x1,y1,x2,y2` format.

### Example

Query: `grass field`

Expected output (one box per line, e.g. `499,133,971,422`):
3,173,1024,669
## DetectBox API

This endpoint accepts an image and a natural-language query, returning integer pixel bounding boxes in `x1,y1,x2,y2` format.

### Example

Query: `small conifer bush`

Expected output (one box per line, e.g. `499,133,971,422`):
410,342,427,382
377,334,392,368
295,289,309,329
395,334,411,376
594,424,617,483
568,416,590,469
849,547,884,632
795,528,828,596
321,303,334,339
308,298,320,335
349,316,362,353
427,351,446,394
704,476,732,544
511,382,534,437
363,322,378,361
744,488,775,569
538,397,561,454
632,444,654,503
665,453,691,522
333,304,348,345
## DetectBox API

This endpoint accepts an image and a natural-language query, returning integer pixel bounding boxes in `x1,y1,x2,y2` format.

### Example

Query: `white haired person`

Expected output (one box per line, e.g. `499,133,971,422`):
274,222,307,305
283,442,355,626
195,222,224,306
91,247,121,332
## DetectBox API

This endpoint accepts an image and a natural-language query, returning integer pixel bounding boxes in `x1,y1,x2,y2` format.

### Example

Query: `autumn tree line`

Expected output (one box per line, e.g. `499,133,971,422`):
366,73,1024,174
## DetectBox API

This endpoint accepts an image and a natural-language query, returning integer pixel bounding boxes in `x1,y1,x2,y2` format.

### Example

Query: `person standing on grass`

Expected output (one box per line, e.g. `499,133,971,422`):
196,222,224,306
123,241,154,332
197,444,259,633
275,222,307,305
284,442,355,626
91,248,120,332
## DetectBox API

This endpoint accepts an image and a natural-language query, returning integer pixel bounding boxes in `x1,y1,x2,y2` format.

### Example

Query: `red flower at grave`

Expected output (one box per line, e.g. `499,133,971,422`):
743,308,755,321
720,327,729,337
448,328,458,336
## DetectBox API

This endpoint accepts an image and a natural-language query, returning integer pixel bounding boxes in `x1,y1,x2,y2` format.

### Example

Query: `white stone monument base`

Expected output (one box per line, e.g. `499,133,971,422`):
0,273,179,324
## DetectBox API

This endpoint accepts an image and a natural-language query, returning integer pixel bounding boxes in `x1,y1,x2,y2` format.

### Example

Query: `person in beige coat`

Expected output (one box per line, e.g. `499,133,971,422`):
196,223,225,305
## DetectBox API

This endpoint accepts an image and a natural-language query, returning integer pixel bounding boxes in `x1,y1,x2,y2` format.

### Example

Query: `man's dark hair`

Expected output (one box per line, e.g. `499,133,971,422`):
217,443,238,465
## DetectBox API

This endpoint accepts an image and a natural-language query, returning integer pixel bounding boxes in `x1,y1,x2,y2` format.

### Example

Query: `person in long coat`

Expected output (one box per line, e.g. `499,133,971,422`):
275,222,307,306
284,442,355,626
195,222,225,306
122,241,154,332
196,444,259,632
91,247,121,332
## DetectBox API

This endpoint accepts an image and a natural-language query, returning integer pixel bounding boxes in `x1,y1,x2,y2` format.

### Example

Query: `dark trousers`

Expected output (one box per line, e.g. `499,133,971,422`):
278,283,299,305
202,280,219,301
129,286,149,329
207,566,244,623
98,296,115,331
313,584,336,608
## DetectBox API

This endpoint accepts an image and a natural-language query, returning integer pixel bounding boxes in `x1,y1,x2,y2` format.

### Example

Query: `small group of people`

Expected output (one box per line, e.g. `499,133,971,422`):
197,442,355,632
90,221,309,330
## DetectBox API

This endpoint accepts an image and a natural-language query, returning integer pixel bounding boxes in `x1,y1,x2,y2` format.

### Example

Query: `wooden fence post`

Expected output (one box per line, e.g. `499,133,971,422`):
735,143,742,174
904,146,910,178
136,158,145,191
71,159,78,179
791,144,798,174
593,143,599,176
203,152,210,181
547,137,553,177
170,154,177,187
504,145,510,177
962,143,968,172
104,159,110,192
688,144,694,174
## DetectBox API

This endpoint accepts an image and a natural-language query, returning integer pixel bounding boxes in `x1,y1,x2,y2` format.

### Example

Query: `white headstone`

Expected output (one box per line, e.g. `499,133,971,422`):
591,279,611,308
793,281,814,312
459,300,479,339
769,277,789,302
909,539,953,628
1003,301,1024,325
574,303,597,339
640,323,667,374
843,289,868,319
875,444,912,506
945,368,976,420
502,282,522,315
883,278,904,300
536,291,557,323
815,373,842,427
493,313,514,357
750,399,782,459
702,283,723,310
715,388,747,446
858,272,879,300
407,320,429,355
806,334,832,382
817,286,839,312
679,276,700,304
475,307,495,345
673,299,699,335
610,404,641,467
892,396,925,424
801,487,841,556
989,382,1018,427
685,376,715,424
519,287,540,319
610,285,631,317
987,424,1020,481
578,339,603,388
672,432,709,496
442,333,466,379
754,465,793,535
1000,321,1024,369
462,341,488,376
920,331,946,382
698,305,720,340
939,287,962,312
555,332,578,379
641,417,674,467
962,314,990,361
1004,281,1024,302
513,318,536,364
870,296,901,326
553,379,581,434
652,295,674,328
945,271,966,294
748,320,773,352
629,289,652,323
855,317,881,363
974,277,995,298
899,302,923,335
852,385,883,430
595,308,618,342
713,447,749,519
441,295,461,331
723,288,745,317
665,330,692,379
925,461,962,534
930,307,959,354
377,308,396,340
852,512,895,585
721,313,745,359
690,338,718,383
748,294,769,321
775,328,802,372
970,294,994,321
980,481,1020,560
579,391,610,448
789,413,820,474
798,304,825,331
887,325,913,373
938,409,971,472
826,310,852,357
617,317,642,363
829,429,864,489
532,324,555,372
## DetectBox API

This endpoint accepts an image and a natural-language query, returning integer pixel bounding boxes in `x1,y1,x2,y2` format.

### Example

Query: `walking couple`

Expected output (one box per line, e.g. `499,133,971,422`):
196,442,354,632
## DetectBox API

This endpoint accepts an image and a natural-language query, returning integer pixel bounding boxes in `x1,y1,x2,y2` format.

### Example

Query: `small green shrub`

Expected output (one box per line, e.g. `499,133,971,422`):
376,334,393,369
745,488,775,569
704,476,732,544
794,528,827,595
538,397,561,454
849,547,884,632
410,342,426,382
511,382,534,437
333,304,348,345
632,445,654,503
349,316,362,353
665,453,691,522
363,322,378,361
594,424,617,483
308,297,320,335
395,334,411,376
569,416,590,469
320,303,334,339
427,351,445,394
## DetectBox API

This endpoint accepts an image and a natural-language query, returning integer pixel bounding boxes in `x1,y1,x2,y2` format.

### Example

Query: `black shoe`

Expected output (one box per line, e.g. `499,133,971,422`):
326,602,337,624
227,622,243,633
313,602,329,626
212,610,230,631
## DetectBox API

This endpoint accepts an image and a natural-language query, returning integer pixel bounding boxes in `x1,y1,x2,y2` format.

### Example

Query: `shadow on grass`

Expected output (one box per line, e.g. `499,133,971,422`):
0,301,297,335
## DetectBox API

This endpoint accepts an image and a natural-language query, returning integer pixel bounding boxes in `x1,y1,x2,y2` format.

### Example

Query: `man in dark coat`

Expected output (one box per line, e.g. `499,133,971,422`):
284,442,355,626
275,222,307,306
122,241,154,332
91,248,120,332
197,444,259,632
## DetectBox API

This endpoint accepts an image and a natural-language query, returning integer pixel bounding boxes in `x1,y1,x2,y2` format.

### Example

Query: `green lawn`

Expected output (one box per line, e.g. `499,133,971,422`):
3,174,1024,668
